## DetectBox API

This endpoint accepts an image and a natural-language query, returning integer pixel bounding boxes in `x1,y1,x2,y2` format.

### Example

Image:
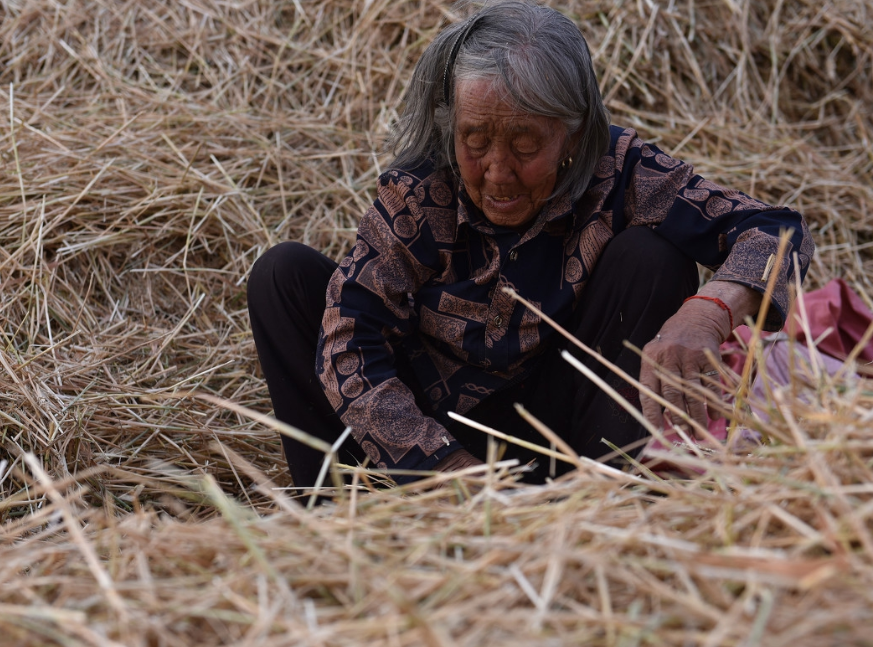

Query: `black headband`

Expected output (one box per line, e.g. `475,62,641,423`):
442,17,482,105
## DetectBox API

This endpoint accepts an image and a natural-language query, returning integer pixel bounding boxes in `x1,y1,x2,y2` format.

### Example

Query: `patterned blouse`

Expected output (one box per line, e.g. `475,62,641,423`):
316,125,814,478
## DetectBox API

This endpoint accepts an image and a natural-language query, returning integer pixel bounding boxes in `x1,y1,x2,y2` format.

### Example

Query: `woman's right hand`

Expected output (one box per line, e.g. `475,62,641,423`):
433,448,484,472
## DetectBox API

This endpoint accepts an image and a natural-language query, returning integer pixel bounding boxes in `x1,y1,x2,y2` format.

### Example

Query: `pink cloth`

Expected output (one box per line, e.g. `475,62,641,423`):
642,278,872,469
788,277,873,364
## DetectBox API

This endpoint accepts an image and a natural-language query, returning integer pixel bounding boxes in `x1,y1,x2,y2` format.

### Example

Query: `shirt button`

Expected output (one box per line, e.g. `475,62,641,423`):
493,315,503,326
508,250,518,261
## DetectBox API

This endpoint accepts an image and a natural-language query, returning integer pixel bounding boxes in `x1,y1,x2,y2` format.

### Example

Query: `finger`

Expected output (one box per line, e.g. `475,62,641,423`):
639,386,664,429
700,367,724,420
699,367,721,384
681,361,709,432
639,352,664,429
660,379,687,429
640,389,664,429
684,383,709,432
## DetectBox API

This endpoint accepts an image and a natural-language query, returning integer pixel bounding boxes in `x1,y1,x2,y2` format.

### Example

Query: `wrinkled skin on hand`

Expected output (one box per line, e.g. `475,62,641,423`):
640,302,727,434
433,448,484,472
639,281,762,436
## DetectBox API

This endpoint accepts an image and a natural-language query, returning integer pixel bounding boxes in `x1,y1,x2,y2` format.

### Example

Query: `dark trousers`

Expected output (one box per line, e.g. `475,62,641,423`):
247,226,697,488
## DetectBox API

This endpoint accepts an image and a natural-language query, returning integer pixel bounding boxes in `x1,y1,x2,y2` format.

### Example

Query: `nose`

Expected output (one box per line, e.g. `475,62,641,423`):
483,143,515,185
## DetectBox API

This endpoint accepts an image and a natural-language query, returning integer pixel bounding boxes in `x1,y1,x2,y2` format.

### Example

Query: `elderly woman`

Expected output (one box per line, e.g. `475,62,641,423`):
248,1,813,489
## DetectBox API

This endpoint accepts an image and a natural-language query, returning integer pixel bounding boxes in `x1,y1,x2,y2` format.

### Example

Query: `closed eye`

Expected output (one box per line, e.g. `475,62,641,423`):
465,133,489,151
513,135,539,155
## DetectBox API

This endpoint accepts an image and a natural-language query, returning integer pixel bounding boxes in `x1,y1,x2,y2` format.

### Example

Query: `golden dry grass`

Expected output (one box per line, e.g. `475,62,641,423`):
1,0,872,644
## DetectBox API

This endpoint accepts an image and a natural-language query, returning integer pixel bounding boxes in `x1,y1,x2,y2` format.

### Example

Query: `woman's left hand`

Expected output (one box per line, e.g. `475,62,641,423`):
639,281,762,435
639,302,727,434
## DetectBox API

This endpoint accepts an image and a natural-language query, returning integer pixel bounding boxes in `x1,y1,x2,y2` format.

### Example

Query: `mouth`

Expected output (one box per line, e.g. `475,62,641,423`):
484,194,522,210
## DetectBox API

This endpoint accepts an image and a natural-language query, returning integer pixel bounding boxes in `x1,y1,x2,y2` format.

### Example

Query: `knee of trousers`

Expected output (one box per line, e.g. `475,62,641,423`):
599,226,698,295
247,241,329,316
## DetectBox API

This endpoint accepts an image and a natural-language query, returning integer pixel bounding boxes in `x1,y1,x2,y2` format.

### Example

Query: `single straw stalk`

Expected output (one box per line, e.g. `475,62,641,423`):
729,229,794,445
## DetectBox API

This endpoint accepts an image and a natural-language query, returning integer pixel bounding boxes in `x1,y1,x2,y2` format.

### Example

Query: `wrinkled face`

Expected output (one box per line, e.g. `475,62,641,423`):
454,79,566,229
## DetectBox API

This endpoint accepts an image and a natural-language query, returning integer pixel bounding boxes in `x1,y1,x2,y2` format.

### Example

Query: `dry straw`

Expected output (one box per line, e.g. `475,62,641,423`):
1,0,872,644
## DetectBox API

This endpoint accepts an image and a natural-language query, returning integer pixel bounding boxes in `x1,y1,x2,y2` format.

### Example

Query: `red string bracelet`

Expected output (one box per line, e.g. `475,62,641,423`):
684,295,734,331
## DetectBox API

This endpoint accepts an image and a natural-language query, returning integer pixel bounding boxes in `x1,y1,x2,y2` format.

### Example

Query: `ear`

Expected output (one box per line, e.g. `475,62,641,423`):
562,129,583,160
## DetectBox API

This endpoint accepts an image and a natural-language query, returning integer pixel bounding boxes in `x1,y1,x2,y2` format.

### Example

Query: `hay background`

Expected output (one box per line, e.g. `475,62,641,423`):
0,0,872,644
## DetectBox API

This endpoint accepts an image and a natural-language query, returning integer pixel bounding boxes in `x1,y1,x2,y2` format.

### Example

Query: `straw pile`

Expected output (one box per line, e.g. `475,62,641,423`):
1,0,872,644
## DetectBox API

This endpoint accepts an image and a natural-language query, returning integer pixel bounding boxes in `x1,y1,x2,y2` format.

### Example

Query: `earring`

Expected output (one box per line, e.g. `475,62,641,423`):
561,156,573,169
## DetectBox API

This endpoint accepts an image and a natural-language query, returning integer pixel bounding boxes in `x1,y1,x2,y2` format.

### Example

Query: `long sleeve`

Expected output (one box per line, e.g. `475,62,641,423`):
317,129,816,480
604,127,814,331
316,168,464,478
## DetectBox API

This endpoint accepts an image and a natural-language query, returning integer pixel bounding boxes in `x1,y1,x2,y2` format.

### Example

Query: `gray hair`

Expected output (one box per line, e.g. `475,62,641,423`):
391,1,610,203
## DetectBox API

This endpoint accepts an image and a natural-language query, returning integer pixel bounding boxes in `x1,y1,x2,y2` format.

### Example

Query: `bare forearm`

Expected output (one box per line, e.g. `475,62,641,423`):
682,280,763,343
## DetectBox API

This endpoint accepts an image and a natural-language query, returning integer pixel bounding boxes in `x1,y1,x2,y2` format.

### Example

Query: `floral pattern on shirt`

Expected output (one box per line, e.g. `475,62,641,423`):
316,126,814,478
